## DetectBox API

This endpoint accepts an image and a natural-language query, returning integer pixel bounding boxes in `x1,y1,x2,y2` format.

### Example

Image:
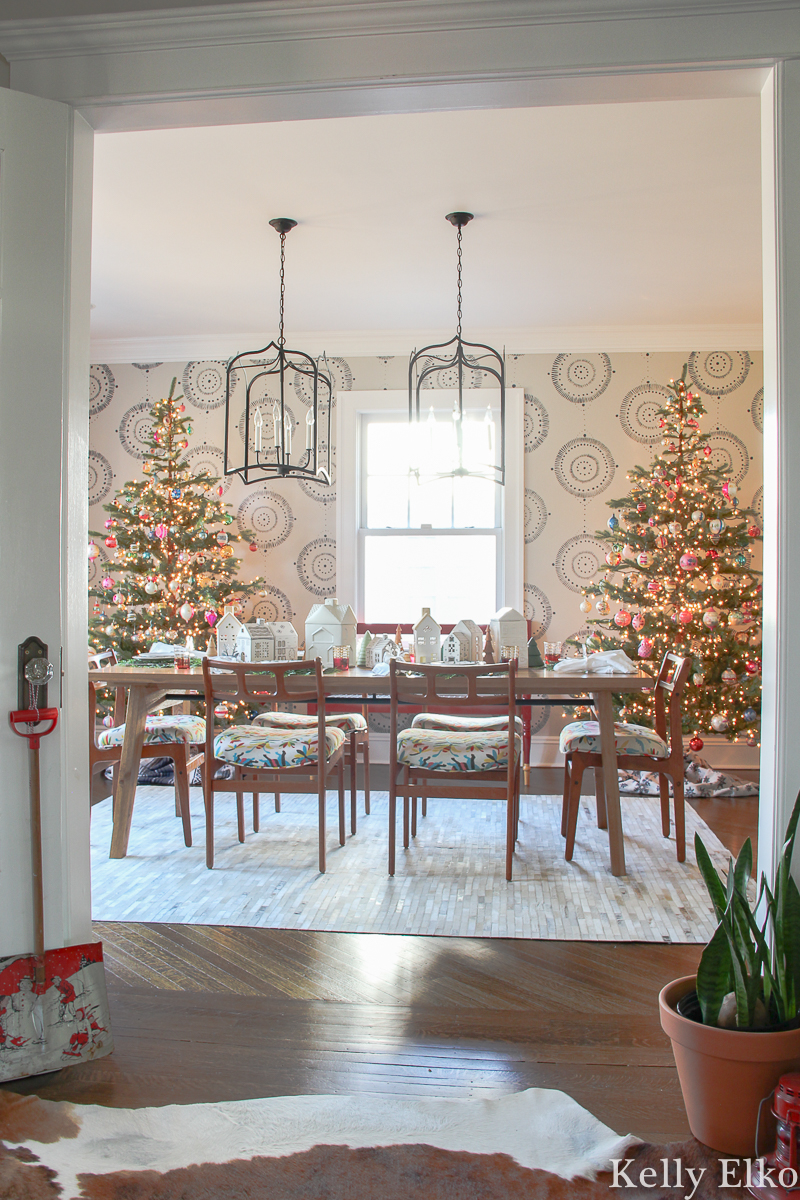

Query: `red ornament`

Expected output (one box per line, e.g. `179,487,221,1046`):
703,447,711,457
689,736,704,752
748,525,762,538
666,490,677,501
745,661,760,675
678,609,693,625
177,403,185,413
139,511,151,522
637,503,646,513
708,548,719,559
249,542,258,552
104,536,117,548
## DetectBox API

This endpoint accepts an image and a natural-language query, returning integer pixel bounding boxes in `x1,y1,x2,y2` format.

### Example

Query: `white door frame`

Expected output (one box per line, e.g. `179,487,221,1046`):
4,1,797,890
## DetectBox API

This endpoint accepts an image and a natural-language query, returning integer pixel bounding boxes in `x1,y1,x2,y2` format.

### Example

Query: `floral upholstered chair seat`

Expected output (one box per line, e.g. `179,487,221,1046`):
97,714,206,748
559,720,668,758
252,711,367,734
396,728,521,773
411,713,523,735
214,724,346,770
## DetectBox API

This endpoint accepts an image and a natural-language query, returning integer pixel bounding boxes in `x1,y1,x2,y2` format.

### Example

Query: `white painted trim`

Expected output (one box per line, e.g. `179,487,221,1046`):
336,389,523,620
0,0,794,59
369,731,762,766
91,324,764,365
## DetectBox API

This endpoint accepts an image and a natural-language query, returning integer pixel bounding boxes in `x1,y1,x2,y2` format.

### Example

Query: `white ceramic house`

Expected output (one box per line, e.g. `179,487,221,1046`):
304,598,357,668
452,619,483,662
264,621,299,661
489,607,528,659
441,630,470,663
235,618,276,663
414,608,441,664
216,606,244,658
365,634,403,668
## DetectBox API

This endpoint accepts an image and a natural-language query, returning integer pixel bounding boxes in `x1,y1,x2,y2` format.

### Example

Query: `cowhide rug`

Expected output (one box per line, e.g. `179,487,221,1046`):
0,1086,738,1199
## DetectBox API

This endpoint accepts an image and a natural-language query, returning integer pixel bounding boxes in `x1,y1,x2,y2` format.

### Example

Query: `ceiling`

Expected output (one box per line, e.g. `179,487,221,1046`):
90,95,763,359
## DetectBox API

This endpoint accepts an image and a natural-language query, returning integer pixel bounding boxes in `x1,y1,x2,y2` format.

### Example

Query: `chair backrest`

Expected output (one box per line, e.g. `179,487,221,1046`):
388,659,517,774
202,657,325,708
651,652,692,753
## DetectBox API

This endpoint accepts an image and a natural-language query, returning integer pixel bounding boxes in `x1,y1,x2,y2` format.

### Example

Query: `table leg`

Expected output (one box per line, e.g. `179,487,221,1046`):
109,685,166,859
593,689,626,877
521,700,531,784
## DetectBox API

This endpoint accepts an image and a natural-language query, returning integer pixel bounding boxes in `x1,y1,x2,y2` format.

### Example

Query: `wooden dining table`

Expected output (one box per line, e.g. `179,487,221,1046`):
89,662,654,876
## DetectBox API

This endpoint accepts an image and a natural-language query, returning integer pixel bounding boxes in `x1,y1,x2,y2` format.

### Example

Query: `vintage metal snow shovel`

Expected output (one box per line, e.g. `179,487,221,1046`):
1,639,113,1082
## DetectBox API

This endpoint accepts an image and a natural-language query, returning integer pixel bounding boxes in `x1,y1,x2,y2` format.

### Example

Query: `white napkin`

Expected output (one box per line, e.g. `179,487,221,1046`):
371,662,390,676
552,649,638,676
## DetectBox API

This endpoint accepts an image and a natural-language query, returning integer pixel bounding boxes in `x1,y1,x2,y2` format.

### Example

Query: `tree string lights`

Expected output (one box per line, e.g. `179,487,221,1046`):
576,365,762,747
89,378,267,661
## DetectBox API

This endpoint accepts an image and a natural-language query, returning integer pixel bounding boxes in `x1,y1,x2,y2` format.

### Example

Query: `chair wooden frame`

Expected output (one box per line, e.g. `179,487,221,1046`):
388,660,521,880
89,679,204,847
561,652,692,863
201,657,346,871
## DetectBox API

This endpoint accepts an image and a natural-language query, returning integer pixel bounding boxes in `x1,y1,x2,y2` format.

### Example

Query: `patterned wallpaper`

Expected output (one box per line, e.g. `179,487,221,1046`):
88,349,762,743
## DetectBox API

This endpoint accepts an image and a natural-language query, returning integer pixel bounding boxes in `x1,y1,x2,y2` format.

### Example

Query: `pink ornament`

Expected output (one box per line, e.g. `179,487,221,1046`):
702,609,719,629
632,613,646,632
679,553,698,571
614,610,632,628
104,519,114,529
638,638,654,659
179,602,194,622
745,660,760,675
678,609,693,625
101,576,113,589
666,490,677,501
647,580,660,594
205,610,217,626
155,523,168,539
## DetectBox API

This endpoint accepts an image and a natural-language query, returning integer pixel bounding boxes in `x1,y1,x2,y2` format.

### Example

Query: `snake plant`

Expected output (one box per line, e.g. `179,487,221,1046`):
694,788,800,1028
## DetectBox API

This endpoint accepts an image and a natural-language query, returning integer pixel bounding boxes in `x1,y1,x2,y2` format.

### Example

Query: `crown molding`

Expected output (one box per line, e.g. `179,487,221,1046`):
0,0,795,59
90,324,763,363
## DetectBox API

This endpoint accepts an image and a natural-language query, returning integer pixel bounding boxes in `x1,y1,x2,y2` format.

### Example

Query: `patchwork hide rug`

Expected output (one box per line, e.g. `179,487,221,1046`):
0,1085,738,1200
92,788,731,941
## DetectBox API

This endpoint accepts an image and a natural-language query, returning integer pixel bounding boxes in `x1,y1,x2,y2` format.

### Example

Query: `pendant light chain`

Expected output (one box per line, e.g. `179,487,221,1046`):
456,223,463,339
278,229,287,347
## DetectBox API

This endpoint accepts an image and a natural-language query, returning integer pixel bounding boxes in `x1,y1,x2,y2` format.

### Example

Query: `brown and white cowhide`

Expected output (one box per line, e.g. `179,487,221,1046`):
0,1086,725,1199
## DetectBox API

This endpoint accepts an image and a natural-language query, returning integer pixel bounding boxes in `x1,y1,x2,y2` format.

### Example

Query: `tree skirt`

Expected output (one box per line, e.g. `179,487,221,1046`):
619,753,758,799
0,1087,644,1199
91,789,730,940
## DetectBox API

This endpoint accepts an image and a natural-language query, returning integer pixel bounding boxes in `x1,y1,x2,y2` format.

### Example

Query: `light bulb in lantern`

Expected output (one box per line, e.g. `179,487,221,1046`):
253,406,263,454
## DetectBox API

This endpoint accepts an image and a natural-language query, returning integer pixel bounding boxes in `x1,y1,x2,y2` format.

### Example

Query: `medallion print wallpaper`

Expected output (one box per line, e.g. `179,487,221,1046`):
89,349,762,748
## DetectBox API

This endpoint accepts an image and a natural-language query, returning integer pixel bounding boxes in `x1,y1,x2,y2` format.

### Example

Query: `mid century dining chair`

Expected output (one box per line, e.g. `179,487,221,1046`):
388,660,522,880
559,651,692,862
250,706,370,835
201,657,346,871
89,678,205,847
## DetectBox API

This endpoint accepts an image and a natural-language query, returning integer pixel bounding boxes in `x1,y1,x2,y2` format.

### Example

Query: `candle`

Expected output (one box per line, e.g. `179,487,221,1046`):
305,408,314,450
284,411,292,457
253,406,263,453
272,400,281,451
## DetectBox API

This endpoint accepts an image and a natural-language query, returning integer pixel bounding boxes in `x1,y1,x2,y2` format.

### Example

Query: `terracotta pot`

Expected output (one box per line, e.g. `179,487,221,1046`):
659,975,800,1157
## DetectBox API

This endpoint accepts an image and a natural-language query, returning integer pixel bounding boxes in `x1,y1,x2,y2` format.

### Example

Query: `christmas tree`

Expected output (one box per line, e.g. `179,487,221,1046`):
578,365,762,746
89,379,265,658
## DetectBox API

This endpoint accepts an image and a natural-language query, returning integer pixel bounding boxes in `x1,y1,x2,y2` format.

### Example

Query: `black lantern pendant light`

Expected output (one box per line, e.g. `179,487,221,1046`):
224,218,333,485
408,212,505,485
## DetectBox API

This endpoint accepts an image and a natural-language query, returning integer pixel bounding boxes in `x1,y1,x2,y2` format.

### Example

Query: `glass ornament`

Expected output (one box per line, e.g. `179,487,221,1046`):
678,609,693,625
104,624,116,636
668,522,682,535
745,660,761,675
104,536,117,549
647,580,660,594
579,598,592,614
721,668,737,684
179,602,194,622
637,551,650,567
622,544,636,561
710,713,729,732
144,580,159,595
748,525,762,538
632,613,645,632
637,638,654,659
691,510,704,522
637,502,646,513
217,531,229,545
679,553,698,571
101,576,113,589
689,736,704,752
614,610,632,628
155,523,168,539
711,576,726,591
596,597,611,616
606,551,622,567
205,611,218,625
744,707,758,723
692,672,706,686
168,580,181,593
172,488,182,499
702,609,719,628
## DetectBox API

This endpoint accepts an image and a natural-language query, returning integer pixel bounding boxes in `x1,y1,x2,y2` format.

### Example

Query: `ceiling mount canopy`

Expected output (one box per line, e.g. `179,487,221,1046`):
408,210,506,486
224,217,332,486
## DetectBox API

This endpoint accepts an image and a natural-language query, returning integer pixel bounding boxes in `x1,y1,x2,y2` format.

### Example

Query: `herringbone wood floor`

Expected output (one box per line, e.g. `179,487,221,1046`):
1,792,758,1145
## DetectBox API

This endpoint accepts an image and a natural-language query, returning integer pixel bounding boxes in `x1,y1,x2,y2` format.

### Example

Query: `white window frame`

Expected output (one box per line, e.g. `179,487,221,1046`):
336,389,524,621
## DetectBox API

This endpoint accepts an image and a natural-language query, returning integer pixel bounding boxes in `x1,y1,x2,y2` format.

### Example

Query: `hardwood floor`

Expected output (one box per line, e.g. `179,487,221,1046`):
1,793,758,1147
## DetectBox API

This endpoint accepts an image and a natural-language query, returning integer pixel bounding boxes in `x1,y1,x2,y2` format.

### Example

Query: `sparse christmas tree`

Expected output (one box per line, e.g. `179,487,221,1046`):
578,365,762,746
89,378,265,658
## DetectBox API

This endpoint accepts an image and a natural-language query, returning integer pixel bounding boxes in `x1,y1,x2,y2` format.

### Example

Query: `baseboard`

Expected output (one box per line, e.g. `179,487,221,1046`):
368,731,760,771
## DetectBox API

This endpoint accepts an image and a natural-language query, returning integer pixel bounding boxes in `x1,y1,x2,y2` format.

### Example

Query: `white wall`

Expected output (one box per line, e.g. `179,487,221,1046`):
0,89,92,958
